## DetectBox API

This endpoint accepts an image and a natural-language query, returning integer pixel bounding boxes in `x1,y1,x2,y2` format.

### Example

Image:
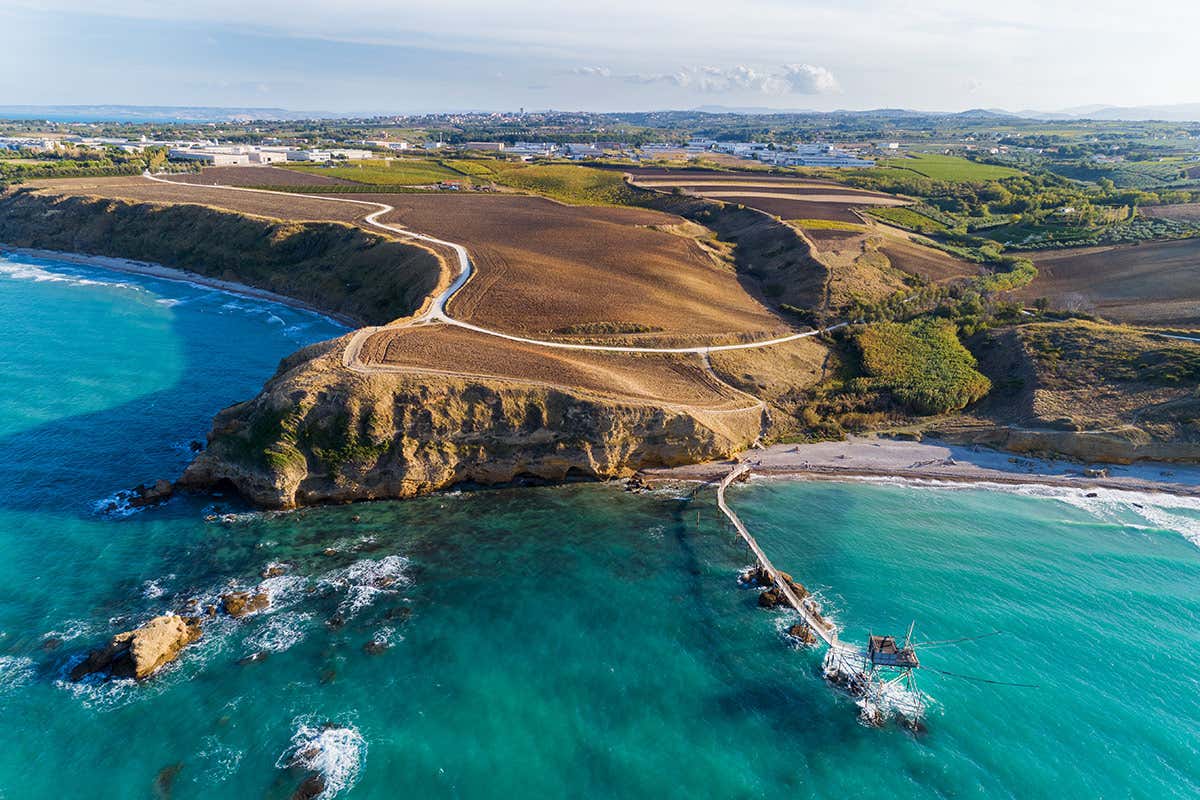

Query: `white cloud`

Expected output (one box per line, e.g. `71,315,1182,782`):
596,63,838,95
778,63,839,95
9,0,1200,111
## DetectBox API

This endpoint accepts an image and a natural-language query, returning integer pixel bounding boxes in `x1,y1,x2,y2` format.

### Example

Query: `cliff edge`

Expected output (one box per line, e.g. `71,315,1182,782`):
179,337,755,508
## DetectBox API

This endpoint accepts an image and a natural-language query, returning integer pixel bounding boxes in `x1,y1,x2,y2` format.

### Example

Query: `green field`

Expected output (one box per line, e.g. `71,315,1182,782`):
485,163,642,206
882,153,1024,181
856,318,992,414
287,159,465,186
439,159,501,178
786,218,866,231
864,206,949,234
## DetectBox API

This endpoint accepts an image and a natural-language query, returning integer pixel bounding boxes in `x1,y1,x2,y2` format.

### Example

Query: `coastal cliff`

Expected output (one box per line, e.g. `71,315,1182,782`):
0,189,443,325
179,337,751,508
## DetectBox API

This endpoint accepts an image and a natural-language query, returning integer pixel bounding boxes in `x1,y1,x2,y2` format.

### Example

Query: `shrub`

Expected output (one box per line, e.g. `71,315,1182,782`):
856,319,992,414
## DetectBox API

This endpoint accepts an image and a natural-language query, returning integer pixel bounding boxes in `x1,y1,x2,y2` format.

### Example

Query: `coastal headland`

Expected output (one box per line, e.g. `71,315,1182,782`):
2,162,1197,507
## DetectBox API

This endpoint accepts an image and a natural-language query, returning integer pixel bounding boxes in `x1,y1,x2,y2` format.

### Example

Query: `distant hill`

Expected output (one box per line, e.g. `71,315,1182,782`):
1017,103,1200,122
0,105,354,123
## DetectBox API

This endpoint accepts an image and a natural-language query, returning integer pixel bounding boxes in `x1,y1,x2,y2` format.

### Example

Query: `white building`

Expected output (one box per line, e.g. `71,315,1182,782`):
248,150,288,164
761,143,875,168
168,149,250,166
507,141,557,156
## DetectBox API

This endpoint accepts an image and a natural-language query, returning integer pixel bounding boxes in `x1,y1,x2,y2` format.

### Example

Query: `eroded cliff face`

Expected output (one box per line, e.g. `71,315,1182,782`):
179,337,756,508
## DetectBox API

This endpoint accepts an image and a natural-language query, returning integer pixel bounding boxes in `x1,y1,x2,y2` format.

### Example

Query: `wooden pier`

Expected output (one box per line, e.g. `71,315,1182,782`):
716,462,839,648
716,461,927,723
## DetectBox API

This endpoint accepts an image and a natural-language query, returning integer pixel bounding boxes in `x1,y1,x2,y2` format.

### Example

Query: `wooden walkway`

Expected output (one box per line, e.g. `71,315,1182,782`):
716,462,840,648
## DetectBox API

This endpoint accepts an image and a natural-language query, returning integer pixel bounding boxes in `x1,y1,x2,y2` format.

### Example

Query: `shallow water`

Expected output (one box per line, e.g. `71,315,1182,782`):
1,252,1199,799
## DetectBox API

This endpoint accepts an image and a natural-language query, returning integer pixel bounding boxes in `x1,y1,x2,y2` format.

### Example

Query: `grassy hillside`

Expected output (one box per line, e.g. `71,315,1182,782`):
0,189,443,325
1020,321,1200,389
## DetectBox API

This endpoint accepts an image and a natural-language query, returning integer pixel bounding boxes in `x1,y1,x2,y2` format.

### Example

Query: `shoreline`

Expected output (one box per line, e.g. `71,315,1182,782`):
0,246,360,329
641,436,1200,498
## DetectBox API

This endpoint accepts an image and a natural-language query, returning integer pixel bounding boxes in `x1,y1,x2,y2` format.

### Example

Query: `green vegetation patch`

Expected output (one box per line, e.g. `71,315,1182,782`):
786,218,865,231
441,159,501,178
883,153,1025,182
856,318,992,414
486,163,644,206
864,206,949,234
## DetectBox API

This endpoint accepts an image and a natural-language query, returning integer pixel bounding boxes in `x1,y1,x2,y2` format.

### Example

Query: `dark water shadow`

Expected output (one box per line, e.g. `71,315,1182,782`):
0,301,336,520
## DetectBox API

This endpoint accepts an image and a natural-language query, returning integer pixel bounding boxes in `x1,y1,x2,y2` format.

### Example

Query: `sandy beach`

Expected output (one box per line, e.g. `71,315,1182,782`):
643,435,1200,497
1,246,360,328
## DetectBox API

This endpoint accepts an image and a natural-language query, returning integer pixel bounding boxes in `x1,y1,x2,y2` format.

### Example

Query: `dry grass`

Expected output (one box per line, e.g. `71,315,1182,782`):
1142,203,1200,222
357,323,753,410
1020,239,1200,325
366,192,788,343
168,166,354,187
25,176,370,223
980,321,1200,440
708,337,831,407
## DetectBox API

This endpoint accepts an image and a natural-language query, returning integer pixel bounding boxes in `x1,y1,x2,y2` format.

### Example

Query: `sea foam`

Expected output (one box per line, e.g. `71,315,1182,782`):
277,717,366,799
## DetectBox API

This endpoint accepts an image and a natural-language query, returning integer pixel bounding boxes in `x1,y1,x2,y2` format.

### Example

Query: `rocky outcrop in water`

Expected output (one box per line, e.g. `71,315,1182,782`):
70,615,202,681
221,591,270,618
129,479,174,508
178,337,757,508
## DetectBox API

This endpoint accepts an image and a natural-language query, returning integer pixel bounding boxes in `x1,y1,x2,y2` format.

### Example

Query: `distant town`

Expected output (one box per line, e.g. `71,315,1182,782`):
0,131,883,169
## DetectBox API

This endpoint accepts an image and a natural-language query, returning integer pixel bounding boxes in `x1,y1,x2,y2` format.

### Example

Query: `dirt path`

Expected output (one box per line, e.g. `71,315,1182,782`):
146,172,846,350
143,172,854,415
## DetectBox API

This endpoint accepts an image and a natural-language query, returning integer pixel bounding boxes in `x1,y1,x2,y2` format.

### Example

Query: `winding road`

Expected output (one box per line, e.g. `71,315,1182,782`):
144,171,849,421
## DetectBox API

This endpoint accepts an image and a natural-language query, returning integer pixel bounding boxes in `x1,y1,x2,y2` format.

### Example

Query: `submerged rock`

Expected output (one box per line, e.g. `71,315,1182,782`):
237,651,270,666
291,774,326,800
221,591,270,618
153,762,183,800
70,615,202,681
362,640,389,656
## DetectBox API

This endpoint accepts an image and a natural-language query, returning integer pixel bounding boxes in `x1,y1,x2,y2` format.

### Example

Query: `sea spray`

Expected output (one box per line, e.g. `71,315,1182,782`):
277,718,366,799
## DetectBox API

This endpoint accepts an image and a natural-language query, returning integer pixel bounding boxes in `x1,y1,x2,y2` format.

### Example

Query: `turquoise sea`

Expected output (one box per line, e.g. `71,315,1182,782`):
1,250,1199,799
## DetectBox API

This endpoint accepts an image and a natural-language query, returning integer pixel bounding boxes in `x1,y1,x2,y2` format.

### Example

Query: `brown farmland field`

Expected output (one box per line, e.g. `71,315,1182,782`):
875,235,978,283
627,170,908,225
26,176,789,344
356,323,752,410
26,177,370,223
367,193,788,342
1020,239,1200,325
167,166,354,187
1141,204,1200,223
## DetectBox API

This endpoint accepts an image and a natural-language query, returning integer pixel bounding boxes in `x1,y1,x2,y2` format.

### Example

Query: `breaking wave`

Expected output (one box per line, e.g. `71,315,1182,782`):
245,611,313,653
277,717,366,799
0,259,138,291
319,555,411,617
1008,484,1200,548
0,656,35,693
809,474,1200,549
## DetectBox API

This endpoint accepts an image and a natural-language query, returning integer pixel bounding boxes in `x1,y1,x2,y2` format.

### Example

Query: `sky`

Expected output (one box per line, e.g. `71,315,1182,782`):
3,0,1197,114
